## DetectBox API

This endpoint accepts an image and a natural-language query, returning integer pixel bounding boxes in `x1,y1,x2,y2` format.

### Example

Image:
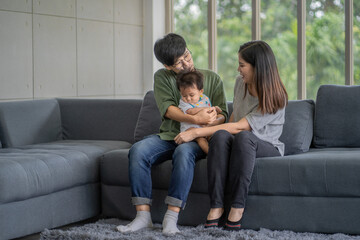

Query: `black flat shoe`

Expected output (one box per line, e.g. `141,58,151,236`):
224,219,241,231
205,214,225,228
205,218,220,228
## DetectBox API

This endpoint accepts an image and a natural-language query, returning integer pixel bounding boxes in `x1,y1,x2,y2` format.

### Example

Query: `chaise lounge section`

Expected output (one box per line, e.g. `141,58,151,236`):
0,98,141,240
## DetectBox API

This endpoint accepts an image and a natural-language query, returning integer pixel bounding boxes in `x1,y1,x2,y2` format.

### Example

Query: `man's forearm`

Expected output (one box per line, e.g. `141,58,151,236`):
186,107,207,115
165,105,217,125
165,105,197,124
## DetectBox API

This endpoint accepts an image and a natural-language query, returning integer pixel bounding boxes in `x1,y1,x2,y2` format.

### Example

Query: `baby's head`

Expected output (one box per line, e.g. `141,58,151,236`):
176,70,204,104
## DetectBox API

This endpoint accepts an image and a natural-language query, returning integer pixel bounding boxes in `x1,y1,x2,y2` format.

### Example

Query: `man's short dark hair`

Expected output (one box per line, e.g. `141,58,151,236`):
154,33,187,66
176,70,204,91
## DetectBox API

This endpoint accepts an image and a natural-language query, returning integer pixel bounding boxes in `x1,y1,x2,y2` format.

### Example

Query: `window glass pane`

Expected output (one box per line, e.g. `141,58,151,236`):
174,0,208,70
354,1,360,85
261,0,297,100
217,0,252,101
306,0,345,100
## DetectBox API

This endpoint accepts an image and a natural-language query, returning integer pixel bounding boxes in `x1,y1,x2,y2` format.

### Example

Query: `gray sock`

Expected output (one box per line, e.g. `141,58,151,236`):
162,209,180,235
116,211,153,233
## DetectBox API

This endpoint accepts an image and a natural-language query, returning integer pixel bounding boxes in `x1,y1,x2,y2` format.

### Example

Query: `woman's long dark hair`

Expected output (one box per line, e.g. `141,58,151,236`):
239,40,288,114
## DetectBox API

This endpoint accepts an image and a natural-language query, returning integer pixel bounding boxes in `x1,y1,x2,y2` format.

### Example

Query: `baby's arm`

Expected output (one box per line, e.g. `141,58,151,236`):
186,106,222,115
185,107,210,115
186,106,224,127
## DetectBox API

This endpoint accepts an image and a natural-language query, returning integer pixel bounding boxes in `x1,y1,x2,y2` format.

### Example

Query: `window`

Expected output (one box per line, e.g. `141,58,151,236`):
174,0,208,70
217,0,252,100
261,0,298,100
354,1,360,85
306,0,345,100
172,0,356,101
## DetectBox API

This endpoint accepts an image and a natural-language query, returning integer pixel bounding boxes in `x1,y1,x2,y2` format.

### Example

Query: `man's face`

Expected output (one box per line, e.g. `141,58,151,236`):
166,49,194,73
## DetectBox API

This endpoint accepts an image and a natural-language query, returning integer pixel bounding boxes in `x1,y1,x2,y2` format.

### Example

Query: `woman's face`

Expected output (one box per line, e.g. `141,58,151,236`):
238,54,254,84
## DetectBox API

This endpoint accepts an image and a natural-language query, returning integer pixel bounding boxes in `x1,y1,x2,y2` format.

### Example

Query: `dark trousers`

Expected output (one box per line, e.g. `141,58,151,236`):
207,130,281,208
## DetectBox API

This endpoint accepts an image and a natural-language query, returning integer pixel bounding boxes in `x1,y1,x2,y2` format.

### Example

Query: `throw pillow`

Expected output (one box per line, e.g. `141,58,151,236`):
279,100,315,155
313,84,360,147
134,91,162,142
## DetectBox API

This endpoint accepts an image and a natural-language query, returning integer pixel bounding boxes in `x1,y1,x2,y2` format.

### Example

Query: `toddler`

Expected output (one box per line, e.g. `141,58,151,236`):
176,70,221,154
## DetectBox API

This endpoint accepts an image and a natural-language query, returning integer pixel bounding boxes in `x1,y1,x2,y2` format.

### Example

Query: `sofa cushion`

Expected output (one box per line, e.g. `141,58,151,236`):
249,148,360,197
0,140,131,204
101,147,360,198
313,85,360,147
230,100,314,155
279,100,315,155
100,149,207,194
0,99,62,148
100,149,130,186
57,98,142,144
134,91,161,142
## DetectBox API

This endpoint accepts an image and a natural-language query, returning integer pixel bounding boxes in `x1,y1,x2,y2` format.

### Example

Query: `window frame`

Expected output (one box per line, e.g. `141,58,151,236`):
167,0,354,100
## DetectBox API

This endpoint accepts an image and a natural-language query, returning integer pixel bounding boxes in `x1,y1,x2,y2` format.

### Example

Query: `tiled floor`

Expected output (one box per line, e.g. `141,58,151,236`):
14,216,100,240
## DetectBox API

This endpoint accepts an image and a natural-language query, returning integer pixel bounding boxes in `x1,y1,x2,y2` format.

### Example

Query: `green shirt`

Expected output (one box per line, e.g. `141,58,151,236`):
153,68,228,141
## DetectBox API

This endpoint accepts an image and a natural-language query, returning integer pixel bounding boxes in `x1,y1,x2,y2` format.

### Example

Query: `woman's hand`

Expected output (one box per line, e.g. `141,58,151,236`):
174,128,198,144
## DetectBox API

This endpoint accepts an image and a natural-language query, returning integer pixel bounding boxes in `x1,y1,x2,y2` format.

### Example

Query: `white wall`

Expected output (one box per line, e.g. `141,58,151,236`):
0,0,161,101
143,0,166,93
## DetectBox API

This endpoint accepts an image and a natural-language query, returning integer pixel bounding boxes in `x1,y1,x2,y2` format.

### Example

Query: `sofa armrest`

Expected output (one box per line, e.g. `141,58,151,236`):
0,99,62,147
57,98,142,144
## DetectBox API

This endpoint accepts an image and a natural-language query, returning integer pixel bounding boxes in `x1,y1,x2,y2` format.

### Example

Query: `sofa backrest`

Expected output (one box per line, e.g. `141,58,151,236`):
313,84,360,148
57,98,142,144
134,91,315,155
133,91,233,143
217,100,315,155
0,99,62,147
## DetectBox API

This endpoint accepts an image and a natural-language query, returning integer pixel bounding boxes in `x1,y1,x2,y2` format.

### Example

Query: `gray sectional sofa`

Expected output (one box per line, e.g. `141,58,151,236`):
0,84,359,239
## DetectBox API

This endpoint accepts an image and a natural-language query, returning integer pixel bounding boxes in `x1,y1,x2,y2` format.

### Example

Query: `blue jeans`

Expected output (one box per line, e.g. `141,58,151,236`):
128,135,205,209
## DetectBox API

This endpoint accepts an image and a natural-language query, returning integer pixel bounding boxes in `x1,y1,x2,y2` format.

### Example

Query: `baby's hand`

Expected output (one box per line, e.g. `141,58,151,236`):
214,106,222,114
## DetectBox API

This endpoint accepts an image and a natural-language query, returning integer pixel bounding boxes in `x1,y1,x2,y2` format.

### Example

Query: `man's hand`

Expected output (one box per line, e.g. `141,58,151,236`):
214,106,222,114
203,114,225,127
194,107,217,125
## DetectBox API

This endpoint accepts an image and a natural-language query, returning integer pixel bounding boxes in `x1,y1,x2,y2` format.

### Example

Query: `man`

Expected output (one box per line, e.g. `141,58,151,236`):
117,33,228,235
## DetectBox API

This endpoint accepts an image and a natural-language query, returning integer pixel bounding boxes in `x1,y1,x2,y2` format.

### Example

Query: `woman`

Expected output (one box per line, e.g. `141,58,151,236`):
174,40,288,231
